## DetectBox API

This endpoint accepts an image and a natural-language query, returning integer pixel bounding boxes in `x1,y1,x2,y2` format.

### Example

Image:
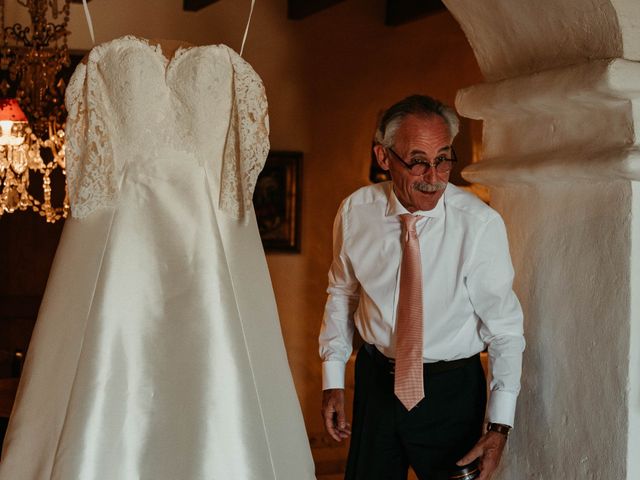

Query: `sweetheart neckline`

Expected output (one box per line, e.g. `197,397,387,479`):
90,35,237,70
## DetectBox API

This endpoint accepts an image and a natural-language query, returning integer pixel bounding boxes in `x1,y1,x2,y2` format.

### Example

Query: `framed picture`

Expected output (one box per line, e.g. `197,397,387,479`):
253,151,302,253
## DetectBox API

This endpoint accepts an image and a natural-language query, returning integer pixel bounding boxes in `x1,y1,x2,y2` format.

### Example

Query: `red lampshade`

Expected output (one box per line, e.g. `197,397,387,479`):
0,98,28,122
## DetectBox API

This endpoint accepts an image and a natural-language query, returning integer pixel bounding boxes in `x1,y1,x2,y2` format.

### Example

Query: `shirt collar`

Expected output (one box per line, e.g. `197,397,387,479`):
384,182,447,218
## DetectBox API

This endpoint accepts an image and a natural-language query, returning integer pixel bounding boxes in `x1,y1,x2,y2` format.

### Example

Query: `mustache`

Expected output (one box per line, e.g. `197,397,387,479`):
413,181,447,193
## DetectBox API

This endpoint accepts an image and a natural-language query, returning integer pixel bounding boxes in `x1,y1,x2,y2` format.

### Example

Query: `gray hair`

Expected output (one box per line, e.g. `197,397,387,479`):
375,95,459,148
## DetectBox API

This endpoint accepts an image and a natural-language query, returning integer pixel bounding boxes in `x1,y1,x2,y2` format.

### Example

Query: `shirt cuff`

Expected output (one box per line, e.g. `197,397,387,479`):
487,390,518,427
322,360,346,390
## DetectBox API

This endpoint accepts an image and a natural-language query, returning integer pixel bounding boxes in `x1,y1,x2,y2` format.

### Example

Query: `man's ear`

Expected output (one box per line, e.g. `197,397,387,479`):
374,144,390,171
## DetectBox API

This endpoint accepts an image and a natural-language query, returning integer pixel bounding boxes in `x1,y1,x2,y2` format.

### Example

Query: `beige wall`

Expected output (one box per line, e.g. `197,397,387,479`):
260,3,483,438
61,0,481,437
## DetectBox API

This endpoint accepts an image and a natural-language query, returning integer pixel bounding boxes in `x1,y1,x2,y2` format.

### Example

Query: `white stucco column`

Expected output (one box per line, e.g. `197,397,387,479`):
443,1,640,478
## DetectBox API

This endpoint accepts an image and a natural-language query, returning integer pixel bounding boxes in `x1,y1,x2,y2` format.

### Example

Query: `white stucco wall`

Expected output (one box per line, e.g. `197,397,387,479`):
457,59,640,185
449,0,640,478
493,183,631,478
629,181,640,477
611,0,640,60
444,0,624,82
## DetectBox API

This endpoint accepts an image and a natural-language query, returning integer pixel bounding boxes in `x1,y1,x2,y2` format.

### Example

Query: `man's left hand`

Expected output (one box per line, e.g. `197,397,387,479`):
456,431,507,480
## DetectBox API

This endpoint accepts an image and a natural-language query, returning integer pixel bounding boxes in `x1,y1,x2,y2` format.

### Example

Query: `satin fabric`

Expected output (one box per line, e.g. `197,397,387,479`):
0,37,315,480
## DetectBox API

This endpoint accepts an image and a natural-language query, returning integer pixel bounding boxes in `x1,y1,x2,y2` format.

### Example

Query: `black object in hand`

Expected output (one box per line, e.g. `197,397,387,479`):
448,459,480,479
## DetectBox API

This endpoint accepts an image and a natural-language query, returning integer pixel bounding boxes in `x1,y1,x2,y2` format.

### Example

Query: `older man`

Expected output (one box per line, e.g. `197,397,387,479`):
319,95,524,480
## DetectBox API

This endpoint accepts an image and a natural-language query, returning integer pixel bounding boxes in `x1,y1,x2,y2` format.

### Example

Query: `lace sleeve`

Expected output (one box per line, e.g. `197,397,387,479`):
64,52,116,219
219,48,270,219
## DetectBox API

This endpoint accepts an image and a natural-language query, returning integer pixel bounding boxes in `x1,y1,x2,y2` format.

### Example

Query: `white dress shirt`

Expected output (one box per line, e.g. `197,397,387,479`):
319,182,525,426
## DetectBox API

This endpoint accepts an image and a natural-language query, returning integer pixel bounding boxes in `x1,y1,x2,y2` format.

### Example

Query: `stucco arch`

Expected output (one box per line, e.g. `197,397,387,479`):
444,0,636,82
436,1,640,478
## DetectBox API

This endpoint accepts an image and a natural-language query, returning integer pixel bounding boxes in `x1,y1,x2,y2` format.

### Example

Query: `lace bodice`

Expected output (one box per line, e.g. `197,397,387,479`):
65,35,269,220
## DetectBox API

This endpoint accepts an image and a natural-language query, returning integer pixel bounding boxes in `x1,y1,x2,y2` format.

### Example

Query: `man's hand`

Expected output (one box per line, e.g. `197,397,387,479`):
456,431,507,480
321,389,351,442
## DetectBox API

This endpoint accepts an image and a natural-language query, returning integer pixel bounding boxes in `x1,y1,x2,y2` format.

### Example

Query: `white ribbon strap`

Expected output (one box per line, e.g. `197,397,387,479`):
239,0,256,57
82,0,96,45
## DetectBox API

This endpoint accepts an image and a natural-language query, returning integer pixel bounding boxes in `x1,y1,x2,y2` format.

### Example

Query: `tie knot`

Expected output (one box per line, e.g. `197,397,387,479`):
399,214,420,233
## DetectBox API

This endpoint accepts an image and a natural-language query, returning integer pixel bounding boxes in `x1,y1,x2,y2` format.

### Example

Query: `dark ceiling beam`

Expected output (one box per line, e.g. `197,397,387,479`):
385,0,446,26
288,0,345,20
183,0,220,12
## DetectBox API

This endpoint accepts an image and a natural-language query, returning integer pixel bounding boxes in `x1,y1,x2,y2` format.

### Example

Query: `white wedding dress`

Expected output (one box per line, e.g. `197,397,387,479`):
0,36,315,480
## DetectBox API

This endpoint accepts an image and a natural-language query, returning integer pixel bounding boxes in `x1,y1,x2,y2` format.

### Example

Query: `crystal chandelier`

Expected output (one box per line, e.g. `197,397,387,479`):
0,0,71,222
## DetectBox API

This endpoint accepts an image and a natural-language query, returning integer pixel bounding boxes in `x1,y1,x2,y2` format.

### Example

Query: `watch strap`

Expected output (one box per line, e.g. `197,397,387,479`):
487,422,511,437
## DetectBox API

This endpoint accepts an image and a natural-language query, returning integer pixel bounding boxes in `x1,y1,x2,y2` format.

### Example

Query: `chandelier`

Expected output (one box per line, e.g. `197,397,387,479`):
0,0,71,222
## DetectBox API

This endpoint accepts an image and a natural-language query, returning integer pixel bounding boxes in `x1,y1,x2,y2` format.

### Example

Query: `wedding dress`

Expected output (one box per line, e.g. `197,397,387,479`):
0,36,315,480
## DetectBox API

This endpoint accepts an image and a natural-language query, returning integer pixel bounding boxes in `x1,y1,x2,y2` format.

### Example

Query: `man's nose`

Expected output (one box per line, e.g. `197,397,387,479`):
423,165,439,182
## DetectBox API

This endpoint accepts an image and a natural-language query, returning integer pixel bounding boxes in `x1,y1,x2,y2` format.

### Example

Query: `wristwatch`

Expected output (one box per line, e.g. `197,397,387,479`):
486,422,511,437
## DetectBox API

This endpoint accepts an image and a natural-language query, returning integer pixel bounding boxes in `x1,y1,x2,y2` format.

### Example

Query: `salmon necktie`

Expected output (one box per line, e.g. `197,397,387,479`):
394,214,425,411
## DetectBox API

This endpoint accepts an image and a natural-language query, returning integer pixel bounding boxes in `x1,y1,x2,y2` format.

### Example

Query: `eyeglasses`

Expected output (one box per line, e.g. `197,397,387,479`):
386,146,457,176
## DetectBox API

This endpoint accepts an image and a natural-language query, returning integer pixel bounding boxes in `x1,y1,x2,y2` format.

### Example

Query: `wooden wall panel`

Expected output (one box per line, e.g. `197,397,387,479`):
385,0,446,26
183,0,220,12
288,0,345,20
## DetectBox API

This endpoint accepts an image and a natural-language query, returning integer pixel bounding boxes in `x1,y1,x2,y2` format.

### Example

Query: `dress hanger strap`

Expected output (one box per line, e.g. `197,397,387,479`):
239,0,256,57
82,0,96,45
81,0,251,53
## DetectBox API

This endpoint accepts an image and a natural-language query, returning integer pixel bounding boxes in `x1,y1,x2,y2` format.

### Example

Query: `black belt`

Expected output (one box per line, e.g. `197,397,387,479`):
363,343,478,375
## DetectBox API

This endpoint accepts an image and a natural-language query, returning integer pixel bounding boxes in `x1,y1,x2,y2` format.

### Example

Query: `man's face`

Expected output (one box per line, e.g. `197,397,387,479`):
375,114,453,212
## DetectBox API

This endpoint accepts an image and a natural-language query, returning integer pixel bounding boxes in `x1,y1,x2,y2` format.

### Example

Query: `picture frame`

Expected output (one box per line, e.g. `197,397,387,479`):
253,151,302,253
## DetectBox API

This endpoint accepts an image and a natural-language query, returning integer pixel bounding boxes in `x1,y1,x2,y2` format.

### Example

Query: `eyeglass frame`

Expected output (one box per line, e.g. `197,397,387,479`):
385,145,457,176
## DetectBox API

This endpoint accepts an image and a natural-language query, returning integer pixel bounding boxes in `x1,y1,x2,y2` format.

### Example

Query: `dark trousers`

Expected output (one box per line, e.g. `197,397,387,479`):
345,346,486,480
